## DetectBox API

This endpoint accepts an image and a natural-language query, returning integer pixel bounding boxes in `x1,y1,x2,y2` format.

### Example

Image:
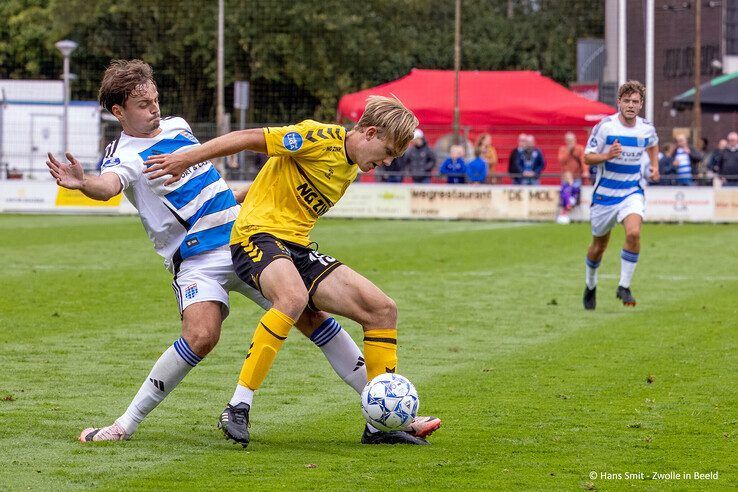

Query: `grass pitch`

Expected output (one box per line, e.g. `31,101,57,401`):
1,215,736,490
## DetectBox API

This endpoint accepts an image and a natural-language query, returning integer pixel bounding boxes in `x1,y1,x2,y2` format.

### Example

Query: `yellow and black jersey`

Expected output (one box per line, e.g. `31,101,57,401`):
231,120,357,247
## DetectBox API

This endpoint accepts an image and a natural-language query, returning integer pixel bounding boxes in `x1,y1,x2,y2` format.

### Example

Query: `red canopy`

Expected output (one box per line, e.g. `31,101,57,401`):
338,69,615,127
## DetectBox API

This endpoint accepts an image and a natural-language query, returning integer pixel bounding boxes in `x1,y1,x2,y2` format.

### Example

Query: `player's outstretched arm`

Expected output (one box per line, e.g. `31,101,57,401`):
144,128,267,185
46,152,122,201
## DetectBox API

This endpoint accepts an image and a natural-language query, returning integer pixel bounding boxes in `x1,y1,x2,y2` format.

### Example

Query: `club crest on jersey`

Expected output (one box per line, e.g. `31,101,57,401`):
184,283,198,300
101,157,120,169
283,132,303,152
637,137,646,147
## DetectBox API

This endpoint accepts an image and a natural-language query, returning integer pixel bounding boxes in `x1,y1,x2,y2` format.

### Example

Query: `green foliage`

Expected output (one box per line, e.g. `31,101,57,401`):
0,0,603,121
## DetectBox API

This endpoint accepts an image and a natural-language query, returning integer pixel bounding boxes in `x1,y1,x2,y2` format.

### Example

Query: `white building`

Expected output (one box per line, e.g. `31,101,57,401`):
0,80,101,180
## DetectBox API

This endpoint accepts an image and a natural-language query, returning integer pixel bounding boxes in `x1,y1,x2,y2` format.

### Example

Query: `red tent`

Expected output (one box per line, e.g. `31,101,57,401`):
338,69,614,127
338,69,616,184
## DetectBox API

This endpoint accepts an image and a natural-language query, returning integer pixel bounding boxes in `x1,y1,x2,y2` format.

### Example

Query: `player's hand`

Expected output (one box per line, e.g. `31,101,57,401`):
143,153,190,185
607,139,622,160
47,152,84,190
650,166,660,183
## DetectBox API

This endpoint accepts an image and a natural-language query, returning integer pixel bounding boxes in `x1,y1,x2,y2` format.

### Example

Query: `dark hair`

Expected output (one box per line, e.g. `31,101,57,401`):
617,80,646,102
98,59,156,112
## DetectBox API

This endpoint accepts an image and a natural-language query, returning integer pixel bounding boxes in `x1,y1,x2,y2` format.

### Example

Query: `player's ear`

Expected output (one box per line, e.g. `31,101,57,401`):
365,127,377,140
111,104,124,120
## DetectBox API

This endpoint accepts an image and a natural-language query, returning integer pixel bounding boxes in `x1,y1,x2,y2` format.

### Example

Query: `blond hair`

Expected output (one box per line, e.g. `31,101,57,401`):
618,80,646,102
355,95,419,153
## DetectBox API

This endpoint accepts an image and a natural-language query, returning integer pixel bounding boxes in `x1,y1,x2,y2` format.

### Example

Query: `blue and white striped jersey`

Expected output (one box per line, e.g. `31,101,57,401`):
100,117,238,271
673,147,692,179
585,114,658,207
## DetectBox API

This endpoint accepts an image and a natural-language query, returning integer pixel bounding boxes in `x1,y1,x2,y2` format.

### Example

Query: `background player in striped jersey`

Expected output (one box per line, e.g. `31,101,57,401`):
582,80,659,310
45,60,405,444
144,96,442,446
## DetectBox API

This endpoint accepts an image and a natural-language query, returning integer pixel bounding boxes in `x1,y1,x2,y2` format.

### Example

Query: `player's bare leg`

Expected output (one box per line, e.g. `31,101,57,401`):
584,232,610,310
617,214,642,306
81,301,223,442
313,265,439,443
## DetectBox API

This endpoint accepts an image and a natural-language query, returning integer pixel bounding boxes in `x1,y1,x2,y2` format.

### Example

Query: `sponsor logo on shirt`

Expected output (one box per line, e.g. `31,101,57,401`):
296,182,329,215
283,132,303,152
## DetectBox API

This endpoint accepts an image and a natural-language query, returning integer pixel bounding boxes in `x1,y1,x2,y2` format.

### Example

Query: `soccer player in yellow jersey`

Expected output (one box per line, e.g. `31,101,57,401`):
145,96,441,446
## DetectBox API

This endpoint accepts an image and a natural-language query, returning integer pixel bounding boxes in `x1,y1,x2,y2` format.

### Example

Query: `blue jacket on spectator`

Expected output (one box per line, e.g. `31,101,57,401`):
440,157,467,184
466,157,487,183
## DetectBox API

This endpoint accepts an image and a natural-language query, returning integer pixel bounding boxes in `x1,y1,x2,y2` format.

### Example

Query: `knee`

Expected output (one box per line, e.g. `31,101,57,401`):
367,295,397,328
183,326,220,357
625,230,640,245
272,286,309,319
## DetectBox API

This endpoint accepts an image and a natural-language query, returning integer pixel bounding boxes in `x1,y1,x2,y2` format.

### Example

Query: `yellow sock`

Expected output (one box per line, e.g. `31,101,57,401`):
363,328,398,380
238,308,294,390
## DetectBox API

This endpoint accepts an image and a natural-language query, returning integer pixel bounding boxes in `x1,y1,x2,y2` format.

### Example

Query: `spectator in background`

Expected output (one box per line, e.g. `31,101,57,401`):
557,132,588,186
714,132,738,186
656,143,676,185
475,133,498,184
521,135,545,184
556,170,581,224
673,134,699,186
376,155,405,183
466,148,487,184
440,144,467,184
508,133,527,184
402,128,436,183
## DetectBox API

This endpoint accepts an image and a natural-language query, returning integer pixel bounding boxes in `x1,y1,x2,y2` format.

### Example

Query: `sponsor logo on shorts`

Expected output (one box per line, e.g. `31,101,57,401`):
186,238,200,247
184,283,198,300
283,132,303,152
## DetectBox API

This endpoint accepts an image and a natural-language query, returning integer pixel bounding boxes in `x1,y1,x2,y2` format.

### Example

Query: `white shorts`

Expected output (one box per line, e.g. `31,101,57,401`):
172,245,271,318
590,192,645,237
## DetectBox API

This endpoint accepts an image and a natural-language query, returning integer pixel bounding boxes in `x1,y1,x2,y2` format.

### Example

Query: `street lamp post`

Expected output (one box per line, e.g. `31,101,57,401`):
55,39,78,154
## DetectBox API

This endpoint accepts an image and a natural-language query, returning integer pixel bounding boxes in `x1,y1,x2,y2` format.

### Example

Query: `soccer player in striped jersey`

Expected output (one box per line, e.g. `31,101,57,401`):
46,60,395,443
582,80,660,310
144,96,442,446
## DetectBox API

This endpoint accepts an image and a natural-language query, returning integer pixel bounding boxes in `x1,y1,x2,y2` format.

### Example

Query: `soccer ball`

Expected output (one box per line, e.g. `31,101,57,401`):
361,373,419,431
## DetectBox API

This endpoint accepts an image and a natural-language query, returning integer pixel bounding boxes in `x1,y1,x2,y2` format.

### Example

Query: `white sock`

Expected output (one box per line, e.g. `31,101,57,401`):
619,249,639,288
229,383,254,407
116,337,202,435
585,256,600,290
310,317,367,394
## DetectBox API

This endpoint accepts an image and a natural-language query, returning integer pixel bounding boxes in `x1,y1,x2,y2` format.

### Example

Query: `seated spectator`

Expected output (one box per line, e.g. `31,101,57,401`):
440,144,467,184
656,143,677,185
714,132,738,186
556,171,581,224
475,133,498,184
557,132,588,185
403,128,436,183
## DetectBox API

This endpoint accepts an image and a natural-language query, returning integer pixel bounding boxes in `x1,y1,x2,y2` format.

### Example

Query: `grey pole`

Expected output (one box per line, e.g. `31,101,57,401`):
55,40,78,154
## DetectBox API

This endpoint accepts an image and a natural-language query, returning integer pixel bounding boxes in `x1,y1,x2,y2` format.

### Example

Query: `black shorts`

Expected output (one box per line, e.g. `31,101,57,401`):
231,233,343,310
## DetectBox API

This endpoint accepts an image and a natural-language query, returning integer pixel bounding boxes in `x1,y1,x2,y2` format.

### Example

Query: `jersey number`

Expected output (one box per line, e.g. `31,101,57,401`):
308,251,336,266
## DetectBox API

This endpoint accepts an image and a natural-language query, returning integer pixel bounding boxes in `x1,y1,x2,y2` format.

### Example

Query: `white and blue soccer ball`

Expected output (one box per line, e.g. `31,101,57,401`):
361,373,419,431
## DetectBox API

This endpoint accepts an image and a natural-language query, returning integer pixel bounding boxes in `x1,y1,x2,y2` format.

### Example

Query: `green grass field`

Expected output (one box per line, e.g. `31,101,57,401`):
1,215,736,490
